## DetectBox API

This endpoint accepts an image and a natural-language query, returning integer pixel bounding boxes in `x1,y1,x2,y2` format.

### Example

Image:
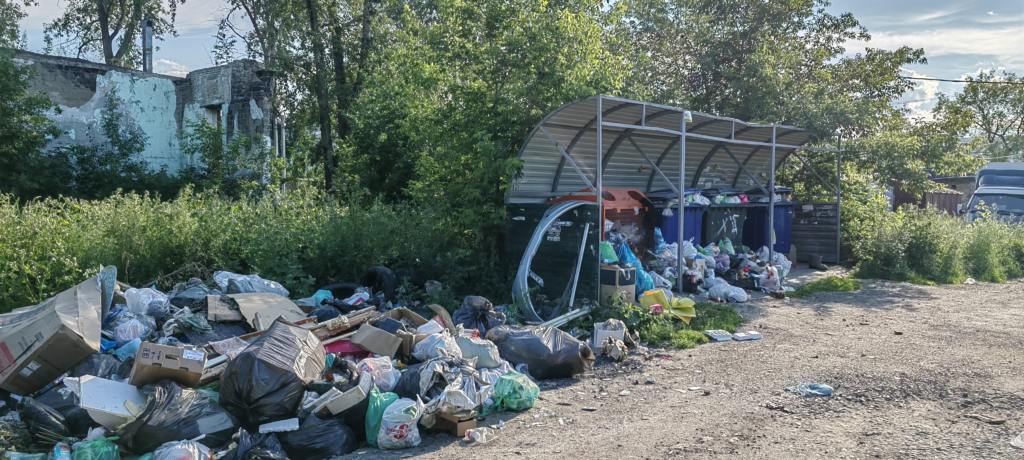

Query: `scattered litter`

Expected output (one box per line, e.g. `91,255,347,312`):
259,418,300,433
704,330,733,342
645,378,656,384
1012,432,1024,449
619,390,630,396
785,383,834,397
581,407,597,412
733,331,762,341
688,387,701,391
964,278,976,285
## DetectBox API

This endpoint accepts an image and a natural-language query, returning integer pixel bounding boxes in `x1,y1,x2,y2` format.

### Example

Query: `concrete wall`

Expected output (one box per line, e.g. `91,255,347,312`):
16,50,275,174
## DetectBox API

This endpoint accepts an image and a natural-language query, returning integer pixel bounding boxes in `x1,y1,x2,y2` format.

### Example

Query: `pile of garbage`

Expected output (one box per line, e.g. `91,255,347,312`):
0,266,597,459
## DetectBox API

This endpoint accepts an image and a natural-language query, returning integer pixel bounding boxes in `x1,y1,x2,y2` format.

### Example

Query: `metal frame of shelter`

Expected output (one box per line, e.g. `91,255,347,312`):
512,95,842,298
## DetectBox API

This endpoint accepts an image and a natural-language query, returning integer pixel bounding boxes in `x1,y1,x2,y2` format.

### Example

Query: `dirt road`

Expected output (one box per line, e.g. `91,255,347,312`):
343,279,1024,459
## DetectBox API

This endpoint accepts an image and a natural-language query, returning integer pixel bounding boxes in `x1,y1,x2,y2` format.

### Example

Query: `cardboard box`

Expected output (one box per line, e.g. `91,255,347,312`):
376,308,429,356
438,412,477,437
313,372,374,417
0,274,109,395
129,342,208,388
230,293,307,330
593,320,626,348
599,264,636,307
350,323,402,358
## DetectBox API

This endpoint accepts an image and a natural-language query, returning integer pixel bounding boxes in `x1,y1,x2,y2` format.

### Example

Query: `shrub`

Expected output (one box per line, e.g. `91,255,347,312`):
854,206,1024,284
0,186,510,312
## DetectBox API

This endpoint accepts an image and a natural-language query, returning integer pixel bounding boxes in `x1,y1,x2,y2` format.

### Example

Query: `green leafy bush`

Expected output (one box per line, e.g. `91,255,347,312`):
576,299,744,349
0,186,510,312
855,206,1024,284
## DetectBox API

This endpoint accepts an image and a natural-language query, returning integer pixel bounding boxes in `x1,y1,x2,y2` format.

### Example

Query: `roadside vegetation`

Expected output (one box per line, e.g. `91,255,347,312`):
789,276,863,298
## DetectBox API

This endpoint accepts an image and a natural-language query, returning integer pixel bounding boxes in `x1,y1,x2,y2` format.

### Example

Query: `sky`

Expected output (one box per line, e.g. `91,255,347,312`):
17,0,1024,117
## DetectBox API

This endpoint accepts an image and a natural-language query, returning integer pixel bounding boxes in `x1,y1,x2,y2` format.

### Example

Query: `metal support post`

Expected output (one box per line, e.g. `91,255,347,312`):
836,135,842,263
676,112,687,293
769,125,777,266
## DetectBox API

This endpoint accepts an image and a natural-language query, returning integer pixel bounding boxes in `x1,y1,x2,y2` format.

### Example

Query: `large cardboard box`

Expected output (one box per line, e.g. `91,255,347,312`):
350,323,402,358
378,308,430,356
0,273,110,395
600,264,636,307
129,342,208,388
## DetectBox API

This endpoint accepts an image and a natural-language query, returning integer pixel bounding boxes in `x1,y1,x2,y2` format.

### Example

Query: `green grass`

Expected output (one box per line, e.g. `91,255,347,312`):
578,299,745,349
789,276,863,298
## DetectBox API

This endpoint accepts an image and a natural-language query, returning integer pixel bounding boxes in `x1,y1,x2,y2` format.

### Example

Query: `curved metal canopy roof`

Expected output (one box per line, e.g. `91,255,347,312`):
512,96,815,201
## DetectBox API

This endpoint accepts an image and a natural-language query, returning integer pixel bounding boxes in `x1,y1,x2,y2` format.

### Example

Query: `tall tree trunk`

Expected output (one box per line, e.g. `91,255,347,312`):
97,1,114,64
332,25,349,140
305,0,334,192
354,0,374,91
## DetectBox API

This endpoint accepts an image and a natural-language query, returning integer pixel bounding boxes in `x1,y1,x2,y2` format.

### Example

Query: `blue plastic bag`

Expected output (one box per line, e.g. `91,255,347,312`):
615,244,654,293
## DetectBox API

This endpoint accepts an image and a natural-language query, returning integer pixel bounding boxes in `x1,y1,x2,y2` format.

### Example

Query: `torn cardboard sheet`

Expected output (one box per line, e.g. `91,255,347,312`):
229,293,307,329
206,295,244,322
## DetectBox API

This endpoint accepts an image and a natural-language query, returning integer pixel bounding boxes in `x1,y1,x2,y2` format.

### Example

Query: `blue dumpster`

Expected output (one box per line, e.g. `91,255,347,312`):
742,203,796,253
656,205,707,247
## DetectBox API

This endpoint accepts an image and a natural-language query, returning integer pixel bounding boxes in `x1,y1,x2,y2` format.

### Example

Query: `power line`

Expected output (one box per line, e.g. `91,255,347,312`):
902,76,1024,85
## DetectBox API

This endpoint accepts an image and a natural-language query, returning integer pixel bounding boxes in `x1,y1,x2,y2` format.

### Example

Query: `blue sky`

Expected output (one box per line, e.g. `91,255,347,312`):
17,0,1024,117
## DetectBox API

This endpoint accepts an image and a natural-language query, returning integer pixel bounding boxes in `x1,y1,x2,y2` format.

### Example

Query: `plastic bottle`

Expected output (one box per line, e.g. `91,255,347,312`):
53,442,71,459
465,427,498,444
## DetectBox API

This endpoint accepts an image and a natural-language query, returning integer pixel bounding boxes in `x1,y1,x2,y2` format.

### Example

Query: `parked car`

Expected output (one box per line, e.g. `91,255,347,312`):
964,163,1024,222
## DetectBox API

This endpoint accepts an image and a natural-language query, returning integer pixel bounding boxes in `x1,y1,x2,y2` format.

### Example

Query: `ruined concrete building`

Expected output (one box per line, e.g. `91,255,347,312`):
16,49,277,173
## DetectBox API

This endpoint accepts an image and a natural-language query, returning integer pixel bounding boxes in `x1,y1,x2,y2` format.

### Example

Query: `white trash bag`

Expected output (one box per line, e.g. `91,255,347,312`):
378,397,425,450
357,357,401,392
413,330,462,361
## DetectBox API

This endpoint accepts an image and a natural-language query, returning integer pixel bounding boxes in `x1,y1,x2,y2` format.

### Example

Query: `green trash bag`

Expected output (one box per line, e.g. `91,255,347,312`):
482,372,540,416
365,386,399,449
719,238,735,255
72,437,120,460
600,241,618,263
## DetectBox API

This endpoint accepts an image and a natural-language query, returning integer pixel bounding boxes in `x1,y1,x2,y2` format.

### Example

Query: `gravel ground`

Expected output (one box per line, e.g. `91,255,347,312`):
342,279,1024,459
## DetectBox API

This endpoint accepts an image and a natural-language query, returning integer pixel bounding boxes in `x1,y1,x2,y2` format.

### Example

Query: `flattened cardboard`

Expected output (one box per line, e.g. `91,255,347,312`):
206,295,245,322
350,323,402,358
79,375,148,428
0,273,108,395
129,341,208,388
231,293,307,326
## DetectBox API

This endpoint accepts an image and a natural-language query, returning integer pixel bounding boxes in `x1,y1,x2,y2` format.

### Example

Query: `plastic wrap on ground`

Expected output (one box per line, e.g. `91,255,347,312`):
70,437,119,460
481,371,539,415
115,381,239,454
18,397,70,444
218,318,325,428
34,386,95,436
222,429,287,460
485,325,595,379
151,441,212,460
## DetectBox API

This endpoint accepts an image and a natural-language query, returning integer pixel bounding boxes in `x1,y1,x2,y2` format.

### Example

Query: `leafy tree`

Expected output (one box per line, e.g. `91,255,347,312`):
934,71,1024,162
44,0,184,67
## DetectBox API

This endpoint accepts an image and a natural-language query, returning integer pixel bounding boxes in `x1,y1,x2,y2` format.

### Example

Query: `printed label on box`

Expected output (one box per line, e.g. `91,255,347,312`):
18,361,40,377
182,350,205,361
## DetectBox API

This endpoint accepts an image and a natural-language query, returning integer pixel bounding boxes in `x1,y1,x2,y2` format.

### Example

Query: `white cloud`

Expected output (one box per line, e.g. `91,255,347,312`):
849,26,1024,65
154,59,189,77
988,11,995,15
897,68,941,120
21,0,227,33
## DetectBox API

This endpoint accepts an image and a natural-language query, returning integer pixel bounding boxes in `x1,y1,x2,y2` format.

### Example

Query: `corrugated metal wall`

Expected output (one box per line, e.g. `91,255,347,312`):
505,204,601,303
791,202,839,263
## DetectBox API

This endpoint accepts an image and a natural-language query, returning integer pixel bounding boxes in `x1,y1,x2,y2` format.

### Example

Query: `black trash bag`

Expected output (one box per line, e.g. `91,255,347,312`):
222,429,288,460
219,318,325,428
392,360,450,401
327,359,360,392
278,415,357,460
307,305,341,323
115,381,240,454
34,386,96,436
71,353,134,380
340,395,370,440
486,325,596,380
18,397,69,444
452,296,506,335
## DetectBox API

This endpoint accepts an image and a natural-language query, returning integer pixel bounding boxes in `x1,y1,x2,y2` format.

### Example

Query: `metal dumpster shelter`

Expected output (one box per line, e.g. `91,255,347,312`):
509,96,842,322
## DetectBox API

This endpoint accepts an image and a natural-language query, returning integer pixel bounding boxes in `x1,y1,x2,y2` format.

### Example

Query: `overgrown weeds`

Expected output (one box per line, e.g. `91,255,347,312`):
789,276,863,298
575,298,744,349
855,206,1024,284
0,186,510,312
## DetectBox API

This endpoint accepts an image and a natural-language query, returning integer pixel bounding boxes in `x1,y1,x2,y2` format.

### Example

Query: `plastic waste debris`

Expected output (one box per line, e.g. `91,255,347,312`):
125,288,171,319
412,330,462,362
214,271,290,298
221,429,287,460
70,437,120,460
452,296,507,336
356,357,401,392
465,427,498,444
18,397,70,445
112,312,157,347
277,415,357,460
456,334,502,369
365,386,399,448
486,325,595,380
481,371,539,415
377,397,425,450
115,381,239,454
219,318,325,428
785,383,834,397
152,440,212,460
